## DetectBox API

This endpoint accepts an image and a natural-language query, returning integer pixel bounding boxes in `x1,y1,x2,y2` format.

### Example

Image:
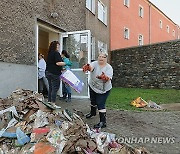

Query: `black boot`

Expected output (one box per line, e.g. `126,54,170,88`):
66,93,71,102
94,112,106,128
86,106,96,119
63,92,67,99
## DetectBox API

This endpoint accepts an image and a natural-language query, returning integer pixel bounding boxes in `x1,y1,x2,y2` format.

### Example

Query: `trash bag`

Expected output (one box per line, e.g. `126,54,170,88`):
131,97,148,108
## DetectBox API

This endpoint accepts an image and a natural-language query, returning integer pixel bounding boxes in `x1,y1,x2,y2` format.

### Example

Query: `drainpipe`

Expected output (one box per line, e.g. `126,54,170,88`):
176,25,178,39
176,25,180,39
149,3,151,44
109,0,112,63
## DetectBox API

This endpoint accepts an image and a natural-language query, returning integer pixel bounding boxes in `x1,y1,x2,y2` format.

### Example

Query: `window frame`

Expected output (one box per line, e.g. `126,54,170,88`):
159,20,163,29
98,0,107,25
98,40,107,53
86,0,95,14
167,25,170,33
139,5,144,18
124,0,130,7
172,30,175,37
91,36,96,60
124,27,130,39
138,34,144,46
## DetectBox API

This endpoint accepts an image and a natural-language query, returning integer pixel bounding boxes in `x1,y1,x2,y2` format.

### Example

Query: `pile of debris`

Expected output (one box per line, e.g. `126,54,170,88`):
131,97,161,109
0,89,149,154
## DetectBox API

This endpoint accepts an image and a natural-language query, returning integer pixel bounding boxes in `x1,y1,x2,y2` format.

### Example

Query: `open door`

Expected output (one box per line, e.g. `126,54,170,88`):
60,30,91,98
37,23,62,95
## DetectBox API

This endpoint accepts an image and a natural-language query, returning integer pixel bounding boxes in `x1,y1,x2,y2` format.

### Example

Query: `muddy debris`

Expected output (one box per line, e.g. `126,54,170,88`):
0,89,149,153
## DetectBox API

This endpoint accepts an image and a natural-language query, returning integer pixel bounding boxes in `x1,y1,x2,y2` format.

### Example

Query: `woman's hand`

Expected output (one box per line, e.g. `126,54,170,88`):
82,64,91,72
96,72,109,82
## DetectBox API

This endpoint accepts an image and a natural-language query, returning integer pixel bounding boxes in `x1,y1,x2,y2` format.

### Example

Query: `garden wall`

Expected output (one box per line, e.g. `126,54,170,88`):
111,40,180,89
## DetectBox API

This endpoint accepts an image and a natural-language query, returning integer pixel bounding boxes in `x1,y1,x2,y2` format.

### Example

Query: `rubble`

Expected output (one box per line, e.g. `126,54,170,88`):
131,97,161,110
0,89,149,154
147,100,161,109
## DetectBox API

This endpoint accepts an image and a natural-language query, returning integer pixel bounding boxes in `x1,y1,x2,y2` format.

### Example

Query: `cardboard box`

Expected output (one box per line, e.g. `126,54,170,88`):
60,70,84,93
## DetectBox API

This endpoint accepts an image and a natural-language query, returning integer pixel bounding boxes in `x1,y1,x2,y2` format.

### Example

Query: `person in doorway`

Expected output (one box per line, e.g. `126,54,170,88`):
79,56,86,68
82,51,113,129
61,50,72,102
38,53,49,95
46,41,65,105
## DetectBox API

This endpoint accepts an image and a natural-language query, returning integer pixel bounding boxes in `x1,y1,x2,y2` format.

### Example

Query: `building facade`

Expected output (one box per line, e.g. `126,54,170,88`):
0,0,86,98
86,0,110,60
0,0,109,98
110,0,180,50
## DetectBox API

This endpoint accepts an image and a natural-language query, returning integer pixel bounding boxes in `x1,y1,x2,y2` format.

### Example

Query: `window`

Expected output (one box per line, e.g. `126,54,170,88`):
98,0,107,25
124,27,130,39
91,37,96,60
139,5,144,18
138,34,143,45
86,0,95,14
98,41,107,53
172,30,175,37
159,20,162,29
124,0,130,7
167,25,169,33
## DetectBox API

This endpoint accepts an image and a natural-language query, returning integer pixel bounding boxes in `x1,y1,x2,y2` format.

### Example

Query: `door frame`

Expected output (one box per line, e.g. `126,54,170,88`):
36,22,62,93
60,30,91,98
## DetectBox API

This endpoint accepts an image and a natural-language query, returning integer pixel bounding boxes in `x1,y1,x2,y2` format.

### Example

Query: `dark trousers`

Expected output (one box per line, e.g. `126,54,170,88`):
46,71,60,103
62,82,71,95
38,77,49,94
89,87,110,110
38,78,44,93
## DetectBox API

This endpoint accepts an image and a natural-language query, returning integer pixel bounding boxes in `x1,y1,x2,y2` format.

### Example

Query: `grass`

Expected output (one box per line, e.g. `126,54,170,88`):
106,87,180,111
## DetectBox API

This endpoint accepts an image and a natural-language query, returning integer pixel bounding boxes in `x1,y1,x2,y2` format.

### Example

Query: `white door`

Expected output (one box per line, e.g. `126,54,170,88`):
60,30,91,98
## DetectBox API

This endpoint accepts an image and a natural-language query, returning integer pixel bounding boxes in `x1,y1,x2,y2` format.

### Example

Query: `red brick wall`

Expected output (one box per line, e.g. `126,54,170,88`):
110,0,178,51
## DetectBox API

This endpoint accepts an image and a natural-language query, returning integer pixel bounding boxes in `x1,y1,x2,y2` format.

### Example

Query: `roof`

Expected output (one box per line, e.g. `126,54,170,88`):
146,0,179,26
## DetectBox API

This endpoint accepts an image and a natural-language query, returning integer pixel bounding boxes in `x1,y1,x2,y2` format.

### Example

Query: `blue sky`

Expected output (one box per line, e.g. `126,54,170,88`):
149,0,180,25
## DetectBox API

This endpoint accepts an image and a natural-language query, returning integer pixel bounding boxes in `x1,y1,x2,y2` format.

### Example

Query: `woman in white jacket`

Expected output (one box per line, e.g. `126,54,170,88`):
38,53,49,94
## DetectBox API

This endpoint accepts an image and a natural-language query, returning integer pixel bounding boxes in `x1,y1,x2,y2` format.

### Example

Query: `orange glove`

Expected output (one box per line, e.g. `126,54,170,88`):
96,72,110,82
82,64,91,72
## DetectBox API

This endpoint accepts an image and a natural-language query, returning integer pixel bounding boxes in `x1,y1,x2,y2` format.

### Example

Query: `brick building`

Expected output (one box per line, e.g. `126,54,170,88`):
0,0,110,98
110,0,180,50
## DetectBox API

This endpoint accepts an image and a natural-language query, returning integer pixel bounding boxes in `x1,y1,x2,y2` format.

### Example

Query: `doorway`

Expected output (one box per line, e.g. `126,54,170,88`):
38,26,60,61
37,24,60,96
37,23,91,98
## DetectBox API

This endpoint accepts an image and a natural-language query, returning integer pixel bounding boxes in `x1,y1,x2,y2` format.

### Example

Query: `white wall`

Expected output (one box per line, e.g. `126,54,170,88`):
0,62,37,98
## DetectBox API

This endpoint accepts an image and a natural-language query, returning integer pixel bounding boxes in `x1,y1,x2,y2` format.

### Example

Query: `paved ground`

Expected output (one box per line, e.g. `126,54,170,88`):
160,103,180,111
56,98,180,154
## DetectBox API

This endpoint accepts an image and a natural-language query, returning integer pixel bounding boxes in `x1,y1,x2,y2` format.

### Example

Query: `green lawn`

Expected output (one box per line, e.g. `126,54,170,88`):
106,87,180,110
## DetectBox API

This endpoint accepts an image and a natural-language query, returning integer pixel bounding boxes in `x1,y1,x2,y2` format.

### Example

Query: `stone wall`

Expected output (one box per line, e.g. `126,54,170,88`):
111,40,180,89
0,0,86,65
